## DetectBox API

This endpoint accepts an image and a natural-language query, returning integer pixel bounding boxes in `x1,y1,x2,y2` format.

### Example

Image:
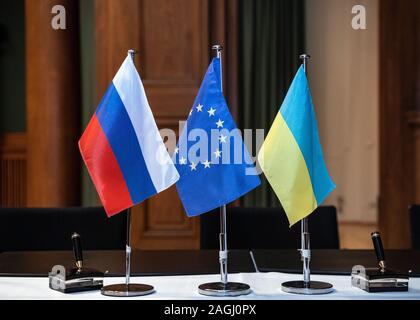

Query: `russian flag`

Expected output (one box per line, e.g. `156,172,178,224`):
79,53,179,217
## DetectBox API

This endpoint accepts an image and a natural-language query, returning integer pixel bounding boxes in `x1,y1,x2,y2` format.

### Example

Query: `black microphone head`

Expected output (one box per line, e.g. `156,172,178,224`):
71,232,80,240
371,231,380,238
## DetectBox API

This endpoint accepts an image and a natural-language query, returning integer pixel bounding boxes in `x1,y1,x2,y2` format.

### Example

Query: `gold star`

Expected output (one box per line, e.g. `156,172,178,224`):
216,119,224,128
190,162,197,171
196,104,203,112
214,149,222,158
179,156,187,165
207,107,216,116
202,160,211,168
219,134,227,143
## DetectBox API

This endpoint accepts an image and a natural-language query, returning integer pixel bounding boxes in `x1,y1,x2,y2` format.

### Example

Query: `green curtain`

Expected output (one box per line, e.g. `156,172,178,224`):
79,0,97,206
238,0,305,207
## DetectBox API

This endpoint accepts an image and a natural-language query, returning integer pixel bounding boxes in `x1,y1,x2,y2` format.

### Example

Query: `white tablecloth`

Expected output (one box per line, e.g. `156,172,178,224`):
1,272,419,300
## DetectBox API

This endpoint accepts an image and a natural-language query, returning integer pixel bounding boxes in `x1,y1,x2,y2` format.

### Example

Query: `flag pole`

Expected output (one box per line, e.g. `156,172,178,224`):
214,45,228,286
281,54,333,295
101,49,155,297
125,207,132,286
198,44,251,297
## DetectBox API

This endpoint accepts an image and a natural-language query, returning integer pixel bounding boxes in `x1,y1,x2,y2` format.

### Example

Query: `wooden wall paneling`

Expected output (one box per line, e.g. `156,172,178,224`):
25,0,81,206
209,0,240,208
136,0,209,250
95,0,141,100
95,0,209,249
379,0,420,248
0,133,26,207
210,0,238,121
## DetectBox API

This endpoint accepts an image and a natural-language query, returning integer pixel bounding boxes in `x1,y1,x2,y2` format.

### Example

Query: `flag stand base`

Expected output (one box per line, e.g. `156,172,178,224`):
281,281,333,295
198,282,251,297
101,283,155,297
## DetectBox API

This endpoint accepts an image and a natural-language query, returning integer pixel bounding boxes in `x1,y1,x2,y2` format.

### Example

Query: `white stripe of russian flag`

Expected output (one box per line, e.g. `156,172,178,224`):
112,54,179,193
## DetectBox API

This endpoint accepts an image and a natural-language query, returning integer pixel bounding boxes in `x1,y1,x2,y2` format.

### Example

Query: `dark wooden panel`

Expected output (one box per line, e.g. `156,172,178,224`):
210,0,239,120
132,187,201,250
95,0,141,101
379,0,420,248
141,0,203,81
135,0,208,250
143,84,202,120
25,0,81,206
0,133,26,207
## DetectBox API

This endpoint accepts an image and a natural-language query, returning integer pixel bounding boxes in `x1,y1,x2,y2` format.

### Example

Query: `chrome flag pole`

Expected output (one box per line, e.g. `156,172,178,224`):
281,54,333,295
125,207,132,286
214,46,228,286
198,45,251,297
219,204,228,285
101,49,155,297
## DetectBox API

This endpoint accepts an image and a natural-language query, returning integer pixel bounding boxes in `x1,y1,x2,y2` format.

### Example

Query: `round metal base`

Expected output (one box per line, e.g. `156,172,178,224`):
101,283,155,297
281,281,333,295
198,282,251,297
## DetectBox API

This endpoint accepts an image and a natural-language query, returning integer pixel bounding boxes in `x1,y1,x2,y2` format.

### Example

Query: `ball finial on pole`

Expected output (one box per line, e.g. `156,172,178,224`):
299,53,311,60
300,54,311,73
212,44,223,51
211,44,223,91
128,49,138,62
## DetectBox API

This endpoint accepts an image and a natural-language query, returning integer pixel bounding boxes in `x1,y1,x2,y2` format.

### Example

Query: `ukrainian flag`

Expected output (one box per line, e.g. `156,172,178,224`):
258,66,336,226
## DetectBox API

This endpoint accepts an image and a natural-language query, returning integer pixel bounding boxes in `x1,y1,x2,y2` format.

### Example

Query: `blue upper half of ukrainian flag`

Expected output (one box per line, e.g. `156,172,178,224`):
280,66,335,205
258,65,336,226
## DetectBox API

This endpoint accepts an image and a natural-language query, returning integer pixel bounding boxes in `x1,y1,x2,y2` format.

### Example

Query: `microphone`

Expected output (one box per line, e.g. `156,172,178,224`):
71,232,83,271
371,231,386,272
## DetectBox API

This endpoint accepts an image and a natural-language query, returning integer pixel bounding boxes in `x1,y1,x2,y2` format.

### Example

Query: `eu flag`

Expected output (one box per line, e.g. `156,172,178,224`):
175,58,261,216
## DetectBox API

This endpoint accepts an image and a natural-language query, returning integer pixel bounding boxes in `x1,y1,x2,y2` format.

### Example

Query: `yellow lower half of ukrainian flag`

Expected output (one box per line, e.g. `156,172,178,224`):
258,112,317,226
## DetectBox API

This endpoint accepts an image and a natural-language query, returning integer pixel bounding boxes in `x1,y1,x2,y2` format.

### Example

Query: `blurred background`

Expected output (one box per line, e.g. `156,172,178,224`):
0,0,418,250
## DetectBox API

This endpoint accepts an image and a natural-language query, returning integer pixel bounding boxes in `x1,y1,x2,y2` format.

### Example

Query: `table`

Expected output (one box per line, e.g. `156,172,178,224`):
0,250,254,277
1,250,420,299
1,273,419,300
252,249,420,276
1,250,419,277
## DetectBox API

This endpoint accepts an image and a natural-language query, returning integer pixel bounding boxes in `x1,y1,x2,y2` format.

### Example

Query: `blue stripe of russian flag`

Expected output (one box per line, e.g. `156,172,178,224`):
96,83,157,203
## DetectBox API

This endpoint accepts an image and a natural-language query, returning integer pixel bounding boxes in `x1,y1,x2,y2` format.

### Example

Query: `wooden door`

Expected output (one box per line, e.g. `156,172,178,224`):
95,0,210,249
379,0,420,248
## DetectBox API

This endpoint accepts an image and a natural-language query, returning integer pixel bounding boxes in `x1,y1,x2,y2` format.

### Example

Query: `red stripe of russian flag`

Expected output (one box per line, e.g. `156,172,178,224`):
78,114,133,216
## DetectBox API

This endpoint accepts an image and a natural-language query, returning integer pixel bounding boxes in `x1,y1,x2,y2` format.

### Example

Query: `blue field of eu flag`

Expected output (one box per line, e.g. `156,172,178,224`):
174,58,261,217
